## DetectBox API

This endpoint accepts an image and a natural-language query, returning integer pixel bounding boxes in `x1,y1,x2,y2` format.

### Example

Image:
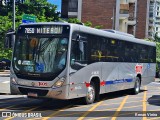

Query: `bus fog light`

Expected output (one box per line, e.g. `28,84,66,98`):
54,77,65,87
11,77,17,84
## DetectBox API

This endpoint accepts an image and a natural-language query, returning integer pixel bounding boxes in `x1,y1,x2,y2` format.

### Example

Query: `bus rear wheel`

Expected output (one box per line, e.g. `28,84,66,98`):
84,81,95,104
131,77,140,94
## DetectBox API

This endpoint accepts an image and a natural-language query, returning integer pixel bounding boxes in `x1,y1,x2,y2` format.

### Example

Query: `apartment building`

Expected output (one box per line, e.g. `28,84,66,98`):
148,0,160,39
61,0,150,39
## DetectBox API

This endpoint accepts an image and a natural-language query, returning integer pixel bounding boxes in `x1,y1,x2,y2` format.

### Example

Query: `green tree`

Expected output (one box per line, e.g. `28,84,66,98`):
156,42,160,63
67,18,103,29
154,32,160,42
0,0,59,60
84,21,92,27
68,18,81,24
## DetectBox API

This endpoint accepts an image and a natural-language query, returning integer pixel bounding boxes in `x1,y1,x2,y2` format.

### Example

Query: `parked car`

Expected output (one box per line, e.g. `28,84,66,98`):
0,58,11,70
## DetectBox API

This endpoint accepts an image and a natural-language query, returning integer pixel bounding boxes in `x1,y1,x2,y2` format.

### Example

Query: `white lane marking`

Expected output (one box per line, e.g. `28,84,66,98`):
2,81,10,84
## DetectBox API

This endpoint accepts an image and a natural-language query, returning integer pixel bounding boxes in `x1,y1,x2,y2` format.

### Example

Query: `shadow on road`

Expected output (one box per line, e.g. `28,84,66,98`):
0,88,147,112
147,95,160,106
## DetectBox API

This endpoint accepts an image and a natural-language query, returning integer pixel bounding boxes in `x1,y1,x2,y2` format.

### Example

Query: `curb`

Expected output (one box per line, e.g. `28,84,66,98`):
0,71,10,77
0,74,10,77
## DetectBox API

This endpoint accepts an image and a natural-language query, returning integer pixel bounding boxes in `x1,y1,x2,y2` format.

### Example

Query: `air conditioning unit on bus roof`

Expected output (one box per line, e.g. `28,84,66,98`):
103,29,135,38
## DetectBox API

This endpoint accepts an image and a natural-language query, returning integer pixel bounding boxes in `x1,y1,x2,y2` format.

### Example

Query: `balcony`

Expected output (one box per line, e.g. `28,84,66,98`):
149,18,154,21
68,8,78,12
119,4,129,19
67,0,78,17
148,29,155,33
155,22,160,27
148,36,154,40
129,0,136,3
156,0,160,4
148,32,154,38
156,18,160,22
68,12,78,17
68,0,78,17
120,4,129,10
156,15,160,18
127,12,136,25
149,23,154,27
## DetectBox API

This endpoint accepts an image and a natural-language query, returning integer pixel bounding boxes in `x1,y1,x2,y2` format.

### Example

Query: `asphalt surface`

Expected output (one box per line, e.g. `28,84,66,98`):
0,80,160,120
0,77,10,94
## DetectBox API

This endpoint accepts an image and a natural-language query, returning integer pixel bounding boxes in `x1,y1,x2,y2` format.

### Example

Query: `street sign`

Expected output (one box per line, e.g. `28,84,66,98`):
22,14,36,23
22,20,35,23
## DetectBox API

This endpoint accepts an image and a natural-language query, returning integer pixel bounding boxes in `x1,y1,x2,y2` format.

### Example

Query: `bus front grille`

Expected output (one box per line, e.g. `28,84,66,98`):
18,87,48,96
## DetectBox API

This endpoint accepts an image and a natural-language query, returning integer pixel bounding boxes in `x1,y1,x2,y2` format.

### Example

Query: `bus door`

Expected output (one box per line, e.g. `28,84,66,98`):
69,33,89,99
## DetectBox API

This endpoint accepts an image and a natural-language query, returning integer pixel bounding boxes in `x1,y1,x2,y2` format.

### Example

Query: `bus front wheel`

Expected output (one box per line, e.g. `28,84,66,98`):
84,81,95,104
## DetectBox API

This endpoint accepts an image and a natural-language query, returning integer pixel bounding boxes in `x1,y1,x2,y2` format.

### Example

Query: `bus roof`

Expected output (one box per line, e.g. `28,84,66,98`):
20,22,156,47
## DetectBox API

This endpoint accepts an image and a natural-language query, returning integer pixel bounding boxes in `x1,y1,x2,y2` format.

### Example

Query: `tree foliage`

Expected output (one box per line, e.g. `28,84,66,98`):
0,0,60,60
67,18,103,29
145,38,160,63
151,33,160,63
155,32,160,42
156,42,160,63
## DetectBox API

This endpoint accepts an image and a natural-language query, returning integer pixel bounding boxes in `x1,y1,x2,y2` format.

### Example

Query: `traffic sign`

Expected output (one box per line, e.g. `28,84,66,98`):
22,20,35,23
22,14,36,23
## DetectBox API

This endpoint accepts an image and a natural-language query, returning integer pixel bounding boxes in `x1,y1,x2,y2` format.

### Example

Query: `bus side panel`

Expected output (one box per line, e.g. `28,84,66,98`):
103,63,136,93
68,63,102,99
141,63,156,86
102,62,118,92
118,63,135,90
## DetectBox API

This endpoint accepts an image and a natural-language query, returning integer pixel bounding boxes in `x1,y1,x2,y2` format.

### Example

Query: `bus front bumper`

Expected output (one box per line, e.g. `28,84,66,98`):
10,82,69,100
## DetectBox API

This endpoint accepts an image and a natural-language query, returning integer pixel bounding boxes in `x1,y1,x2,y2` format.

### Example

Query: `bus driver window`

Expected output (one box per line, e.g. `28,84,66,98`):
58,38,68,69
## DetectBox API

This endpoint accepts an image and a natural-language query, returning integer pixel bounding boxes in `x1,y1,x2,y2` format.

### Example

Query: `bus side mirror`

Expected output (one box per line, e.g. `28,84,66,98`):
5,31,16,48
76,35,81,41
71,58,75,65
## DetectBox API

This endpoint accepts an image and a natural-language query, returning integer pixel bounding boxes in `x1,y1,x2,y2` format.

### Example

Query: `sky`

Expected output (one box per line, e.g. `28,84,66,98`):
48,0,61,11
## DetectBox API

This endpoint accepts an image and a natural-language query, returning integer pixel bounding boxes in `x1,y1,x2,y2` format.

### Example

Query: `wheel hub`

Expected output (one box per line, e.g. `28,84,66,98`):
87,86,94,101
135,80,140,92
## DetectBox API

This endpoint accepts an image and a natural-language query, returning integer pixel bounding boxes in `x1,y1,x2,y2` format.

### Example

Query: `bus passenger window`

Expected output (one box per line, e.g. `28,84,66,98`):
70,35,88,70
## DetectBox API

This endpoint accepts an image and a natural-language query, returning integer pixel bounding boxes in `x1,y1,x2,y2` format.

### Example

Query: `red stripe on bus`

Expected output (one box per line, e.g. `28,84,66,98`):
100,81,105,86
85,82,90,87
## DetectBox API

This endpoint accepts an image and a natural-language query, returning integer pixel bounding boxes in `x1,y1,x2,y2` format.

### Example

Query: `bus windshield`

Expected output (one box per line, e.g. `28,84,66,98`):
13,35,68,76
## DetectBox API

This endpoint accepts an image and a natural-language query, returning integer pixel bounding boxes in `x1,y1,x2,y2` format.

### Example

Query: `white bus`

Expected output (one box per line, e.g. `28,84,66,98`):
10,22,156,104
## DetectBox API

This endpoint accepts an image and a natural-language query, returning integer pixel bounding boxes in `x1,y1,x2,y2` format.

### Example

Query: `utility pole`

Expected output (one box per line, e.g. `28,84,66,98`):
13,0,15,31
12,0,15,46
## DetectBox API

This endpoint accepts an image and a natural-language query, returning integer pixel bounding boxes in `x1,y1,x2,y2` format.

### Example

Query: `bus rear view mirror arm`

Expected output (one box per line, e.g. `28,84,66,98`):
6,31,16,35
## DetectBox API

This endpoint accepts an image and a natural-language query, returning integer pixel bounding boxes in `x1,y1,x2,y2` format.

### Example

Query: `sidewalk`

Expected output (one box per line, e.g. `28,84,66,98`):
155,78,160,82
0,70,10,77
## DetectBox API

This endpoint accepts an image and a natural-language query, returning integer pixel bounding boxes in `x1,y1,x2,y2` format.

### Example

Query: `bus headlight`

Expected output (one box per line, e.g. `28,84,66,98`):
54,77,65,88
11,77,17,84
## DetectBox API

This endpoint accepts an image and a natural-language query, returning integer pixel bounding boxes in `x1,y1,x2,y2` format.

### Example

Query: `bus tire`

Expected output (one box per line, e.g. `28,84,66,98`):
84,81,95,104
131,77,140,95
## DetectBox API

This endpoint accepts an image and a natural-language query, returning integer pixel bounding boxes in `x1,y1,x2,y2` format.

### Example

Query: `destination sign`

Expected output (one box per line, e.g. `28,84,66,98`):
17,25,70,35
25,26,63,34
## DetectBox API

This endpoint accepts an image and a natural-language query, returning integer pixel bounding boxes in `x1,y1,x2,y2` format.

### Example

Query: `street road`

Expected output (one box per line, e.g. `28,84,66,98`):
0,77,10,94
0,79,160,120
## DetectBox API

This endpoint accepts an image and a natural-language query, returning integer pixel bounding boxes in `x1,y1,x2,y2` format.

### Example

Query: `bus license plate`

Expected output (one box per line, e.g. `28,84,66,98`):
28,93,38,97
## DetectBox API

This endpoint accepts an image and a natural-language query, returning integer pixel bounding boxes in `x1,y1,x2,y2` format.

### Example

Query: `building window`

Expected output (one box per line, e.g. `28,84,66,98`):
149,12,153,17
68,0,78,12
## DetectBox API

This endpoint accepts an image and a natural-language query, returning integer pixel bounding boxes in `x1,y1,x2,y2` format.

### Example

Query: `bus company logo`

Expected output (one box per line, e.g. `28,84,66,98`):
2,112,11,117
135,65,143,74
31,82,35,86
38,82,47,87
